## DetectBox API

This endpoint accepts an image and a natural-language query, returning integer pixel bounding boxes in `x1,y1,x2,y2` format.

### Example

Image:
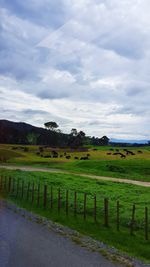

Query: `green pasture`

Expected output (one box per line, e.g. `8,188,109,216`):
0,144,150,182
0,168,150,262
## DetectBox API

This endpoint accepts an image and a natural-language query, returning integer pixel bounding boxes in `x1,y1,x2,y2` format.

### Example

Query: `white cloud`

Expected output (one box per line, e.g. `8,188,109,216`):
0,0,150,140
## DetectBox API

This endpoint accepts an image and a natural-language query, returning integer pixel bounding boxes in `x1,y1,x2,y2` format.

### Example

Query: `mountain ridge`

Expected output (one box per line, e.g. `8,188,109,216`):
0,119,68,145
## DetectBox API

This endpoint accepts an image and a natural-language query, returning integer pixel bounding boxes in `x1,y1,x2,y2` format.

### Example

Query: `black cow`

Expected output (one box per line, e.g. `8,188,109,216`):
66,155,71,159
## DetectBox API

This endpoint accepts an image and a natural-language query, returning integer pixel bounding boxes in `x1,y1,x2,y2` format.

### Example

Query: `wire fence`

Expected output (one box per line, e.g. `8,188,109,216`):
0,175,149,241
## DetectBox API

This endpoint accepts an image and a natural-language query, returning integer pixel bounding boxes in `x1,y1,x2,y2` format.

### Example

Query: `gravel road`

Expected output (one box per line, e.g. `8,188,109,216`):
0,201,123,267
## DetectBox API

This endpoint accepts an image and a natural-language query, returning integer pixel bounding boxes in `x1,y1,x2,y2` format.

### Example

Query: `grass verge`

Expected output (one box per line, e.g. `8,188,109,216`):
0,168,150,263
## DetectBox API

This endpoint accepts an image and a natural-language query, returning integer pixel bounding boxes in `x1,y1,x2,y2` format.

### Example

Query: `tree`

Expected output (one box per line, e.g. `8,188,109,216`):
99,136,109,146
44,122,59,131
71,128,78,136
78,131,85,138
68,129,86,148
26,132,39,145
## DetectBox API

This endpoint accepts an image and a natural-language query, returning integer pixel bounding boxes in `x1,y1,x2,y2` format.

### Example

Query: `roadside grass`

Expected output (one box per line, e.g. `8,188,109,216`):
0,168,150,262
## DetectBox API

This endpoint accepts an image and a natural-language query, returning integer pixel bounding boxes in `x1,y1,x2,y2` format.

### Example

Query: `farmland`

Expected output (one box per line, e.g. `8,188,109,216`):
0,168,150,263
0,143,150,263
0,144,150,182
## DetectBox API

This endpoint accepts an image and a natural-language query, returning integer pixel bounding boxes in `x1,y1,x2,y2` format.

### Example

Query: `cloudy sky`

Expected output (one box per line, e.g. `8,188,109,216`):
0,0,150,140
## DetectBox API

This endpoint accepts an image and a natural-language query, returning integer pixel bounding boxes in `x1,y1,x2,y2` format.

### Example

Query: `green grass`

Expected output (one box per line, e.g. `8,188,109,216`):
8,158,150,182
1,144,150,182
53,159,150,182
0,148,23,159
0,168,150,263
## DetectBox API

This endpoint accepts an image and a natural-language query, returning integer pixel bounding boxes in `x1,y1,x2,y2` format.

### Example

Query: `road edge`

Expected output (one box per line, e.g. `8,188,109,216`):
1,199,149,267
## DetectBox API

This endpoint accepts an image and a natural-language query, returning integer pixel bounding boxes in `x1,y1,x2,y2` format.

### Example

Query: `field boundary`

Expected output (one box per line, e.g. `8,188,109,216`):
0,175,149,242
0,164,150,187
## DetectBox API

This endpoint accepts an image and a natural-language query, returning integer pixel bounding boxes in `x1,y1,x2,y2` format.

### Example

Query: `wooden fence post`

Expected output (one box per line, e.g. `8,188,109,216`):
4,176,7,192
50,186,53,209
37,183,40,207
0,176,3,191
66,190,69,216
94,195,97,222
116,201,120,231
104,198,109,227
21,180,24,199
26,182,30,201
16,179,20,198
31,182,34,205
84,193,87,220
6,176,9,192
8,177,12,193
145,207,148,240
74,191,77,216
43,185,47,208
58,188,61,211
130,204,136,235
12,177,15,193
0,176,2,191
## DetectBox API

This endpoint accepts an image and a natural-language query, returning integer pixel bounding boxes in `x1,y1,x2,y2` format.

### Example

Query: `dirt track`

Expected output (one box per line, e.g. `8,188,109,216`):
0,164,150,187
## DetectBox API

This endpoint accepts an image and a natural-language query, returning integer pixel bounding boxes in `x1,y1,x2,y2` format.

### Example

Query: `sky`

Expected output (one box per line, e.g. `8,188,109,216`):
0,0,150,140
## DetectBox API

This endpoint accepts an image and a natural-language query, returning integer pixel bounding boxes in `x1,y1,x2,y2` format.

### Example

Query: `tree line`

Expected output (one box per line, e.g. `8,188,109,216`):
1,119,149,147
26,121,109,147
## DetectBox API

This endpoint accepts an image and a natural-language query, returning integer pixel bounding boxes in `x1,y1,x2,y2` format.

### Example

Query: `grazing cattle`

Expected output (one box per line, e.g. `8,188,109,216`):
52,150,58,155
51,150,58,158
138,150,143,153
43,155,51,158
64,152,67,156
80,156,89,160
60,155,63,158
113,152,126,157
66,155,71,159
107,153,112,155
121,154,126,159
126,150,135,156
74,157,79,160
87,153,90,157
53,155,58,158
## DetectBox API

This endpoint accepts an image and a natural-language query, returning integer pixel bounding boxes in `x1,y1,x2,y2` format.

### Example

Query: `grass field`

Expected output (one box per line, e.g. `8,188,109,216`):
0,168,150,262
0,144,150,182
0,144,150,262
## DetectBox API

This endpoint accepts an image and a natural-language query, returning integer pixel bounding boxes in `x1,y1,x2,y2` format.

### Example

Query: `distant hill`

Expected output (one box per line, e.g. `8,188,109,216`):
0,120,69,146
110,138,148,144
